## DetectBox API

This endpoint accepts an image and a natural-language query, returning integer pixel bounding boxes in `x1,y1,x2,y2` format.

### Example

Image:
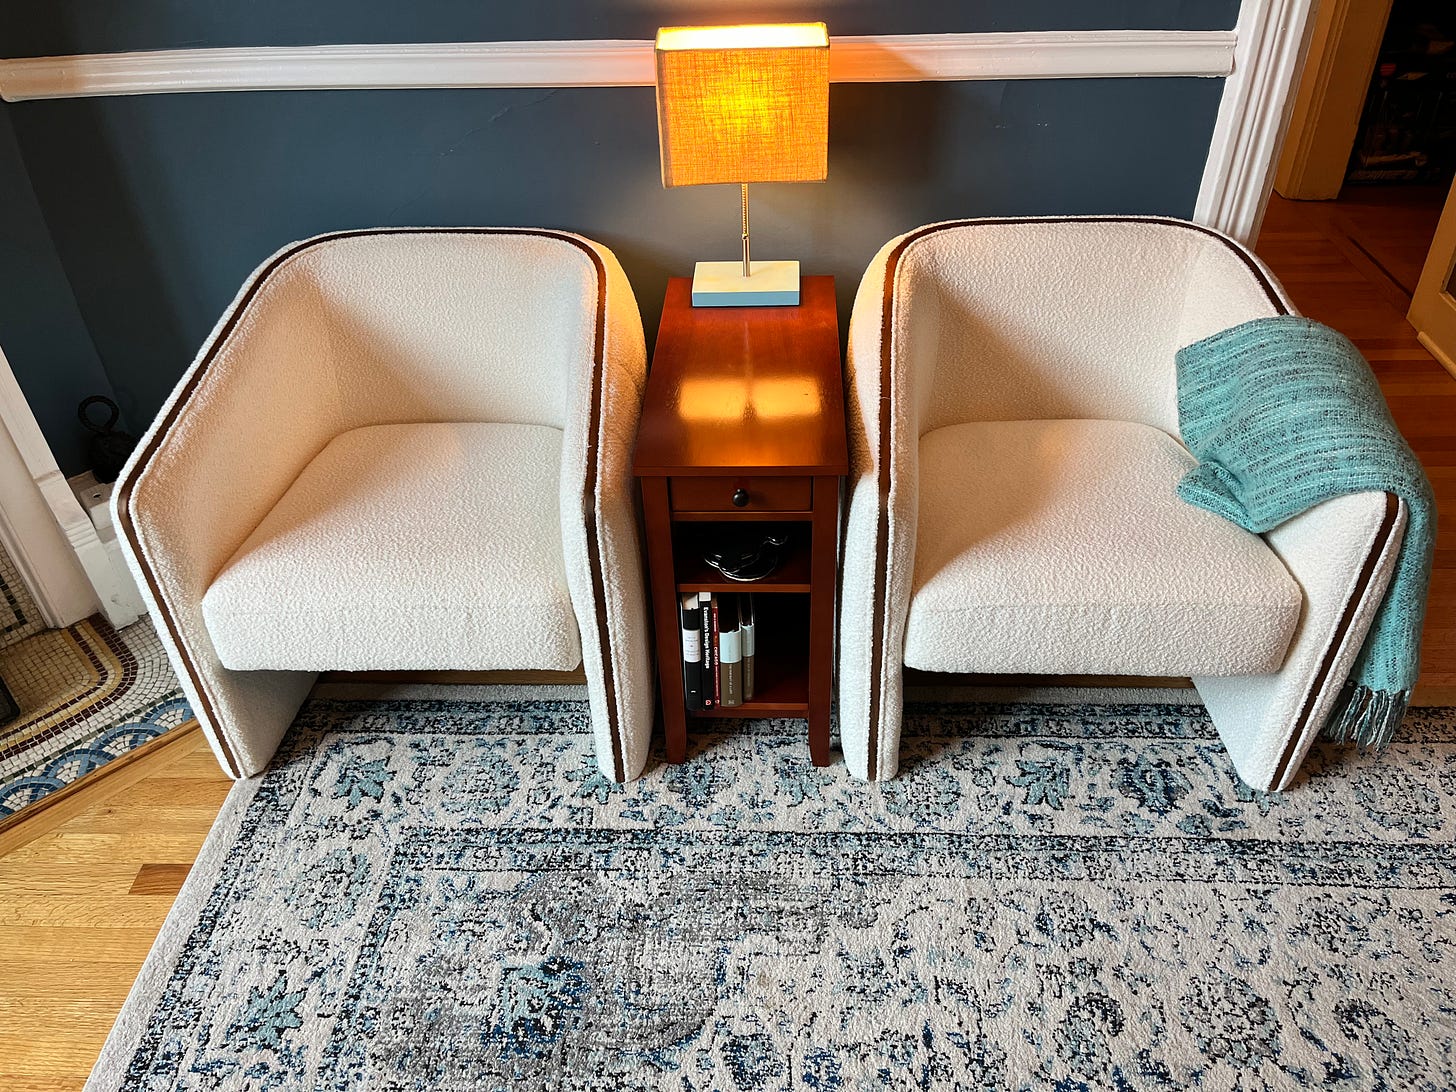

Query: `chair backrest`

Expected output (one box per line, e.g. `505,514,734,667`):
265,229,600,431
892,218,1289,438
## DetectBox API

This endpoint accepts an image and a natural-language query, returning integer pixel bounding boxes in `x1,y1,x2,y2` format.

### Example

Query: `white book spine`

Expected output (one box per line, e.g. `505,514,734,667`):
681,604,702,665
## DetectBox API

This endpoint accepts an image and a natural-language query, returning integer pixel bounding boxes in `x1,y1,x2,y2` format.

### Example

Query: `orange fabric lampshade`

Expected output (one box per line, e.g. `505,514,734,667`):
655,23,830,188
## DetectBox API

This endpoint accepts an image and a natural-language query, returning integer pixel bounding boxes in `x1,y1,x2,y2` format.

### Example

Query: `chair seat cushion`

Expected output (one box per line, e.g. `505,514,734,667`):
903,419,1302,677
202,422,581,672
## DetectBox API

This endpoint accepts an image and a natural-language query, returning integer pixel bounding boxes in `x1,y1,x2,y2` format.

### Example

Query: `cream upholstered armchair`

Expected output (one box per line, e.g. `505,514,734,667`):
839,217,1407,791
113,229,654,782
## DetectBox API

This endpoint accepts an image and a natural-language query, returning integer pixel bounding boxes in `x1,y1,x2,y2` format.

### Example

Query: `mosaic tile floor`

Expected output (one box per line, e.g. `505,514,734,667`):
0,615,192,818
0,534,47,648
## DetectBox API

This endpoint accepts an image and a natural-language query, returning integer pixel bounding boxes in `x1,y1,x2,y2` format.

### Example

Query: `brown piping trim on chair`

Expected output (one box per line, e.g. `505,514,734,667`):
1271,492,1402,787
113,227,625,782
571,245,628,783
864,216,1288,780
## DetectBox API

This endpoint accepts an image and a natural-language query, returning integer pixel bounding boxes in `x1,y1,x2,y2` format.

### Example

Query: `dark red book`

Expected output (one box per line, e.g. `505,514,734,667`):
710,594,721,707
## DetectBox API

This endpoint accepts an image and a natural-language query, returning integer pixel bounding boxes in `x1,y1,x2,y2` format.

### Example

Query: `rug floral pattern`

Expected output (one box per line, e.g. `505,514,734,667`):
92,699,1456,1091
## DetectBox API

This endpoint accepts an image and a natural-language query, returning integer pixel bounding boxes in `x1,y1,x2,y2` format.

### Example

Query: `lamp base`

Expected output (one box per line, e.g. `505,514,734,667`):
691,260,800,307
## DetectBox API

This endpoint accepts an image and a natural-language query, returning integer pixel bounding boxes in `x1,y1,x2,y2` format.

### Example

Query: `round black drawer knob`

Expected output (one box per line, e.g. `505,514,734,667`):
732,488,750,508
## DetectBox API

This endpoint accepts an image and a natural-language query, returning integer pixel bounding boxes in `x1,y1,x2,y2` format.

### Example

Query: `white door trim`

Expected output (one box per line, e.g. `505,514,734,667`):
0,342,136,628
1409,176,1456,381
1195,0,1319,243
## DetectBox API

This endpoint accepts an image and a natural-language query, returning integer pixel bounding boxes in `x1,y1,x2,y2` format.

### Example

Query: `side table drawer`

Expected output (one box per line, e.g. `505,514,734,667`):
670,476,812,512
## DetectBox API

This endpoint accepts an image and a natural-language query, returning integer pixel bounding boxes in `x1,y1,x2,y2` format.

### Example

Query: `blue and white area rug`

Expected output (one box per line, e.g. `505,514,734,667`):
88,691,1456,1090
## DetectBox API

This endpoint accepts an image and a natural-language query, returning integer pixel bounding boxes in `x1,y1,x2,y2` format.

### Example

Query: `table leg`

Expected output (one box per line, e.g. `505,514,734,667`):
808,475,838,767
640,476,688,764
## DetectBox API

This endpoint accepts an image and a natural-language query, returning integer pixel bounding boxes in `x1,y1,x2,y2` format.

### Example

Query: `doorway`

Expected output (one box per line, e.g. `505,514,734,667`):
1275,0,1456,373
1409,176,1456,369
0,343,190,824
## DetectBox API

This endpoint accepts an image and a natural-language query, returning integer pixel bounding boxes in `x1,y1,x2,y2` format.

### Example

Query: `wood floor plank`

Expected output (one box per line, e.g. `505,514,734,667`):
53,805,233,835
0,1032,124,1074
128,863,192,896
165,750,230,779
0,831,216,867
0,962,147,1000
1,894,186,929
0,862,145,896
113,779,232,810
0,723,209,857
0,927,162,963
0,1076,97,1092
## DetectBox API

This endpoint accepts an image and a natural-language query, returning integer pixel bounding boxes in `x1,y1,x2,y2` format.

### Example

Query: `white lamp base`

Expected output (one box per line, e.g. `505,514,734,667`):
691,260,800,307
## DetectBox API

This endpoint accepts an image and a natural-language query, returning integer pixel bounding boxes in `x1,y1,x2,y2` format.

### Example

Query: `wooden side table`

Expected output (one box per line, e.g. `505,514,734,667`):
633,276,848,767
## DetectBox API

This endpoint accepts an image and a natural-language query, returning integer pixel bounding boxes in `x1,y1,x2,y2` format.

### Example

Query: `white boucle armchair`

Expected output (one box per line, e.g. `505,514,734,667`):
839,217,1407,791
113,228,654,782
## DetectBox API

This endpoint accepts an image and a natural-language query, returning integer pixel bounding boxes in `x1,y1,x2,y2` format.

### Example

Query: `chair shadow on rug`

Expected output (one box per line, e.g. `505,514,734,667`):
888,694,1217,785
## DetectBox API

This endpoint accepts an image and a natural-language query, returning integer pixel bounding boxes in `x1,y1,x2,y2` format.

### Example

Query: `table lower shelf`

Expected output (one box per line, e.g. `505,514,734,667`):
691,698,808,719
683,592,809,719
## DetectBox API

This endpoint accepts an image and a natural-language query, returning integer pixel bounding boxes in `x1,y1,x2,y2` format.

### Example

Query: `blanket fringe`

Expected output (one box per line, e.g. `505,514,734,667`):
1321,683,1410,749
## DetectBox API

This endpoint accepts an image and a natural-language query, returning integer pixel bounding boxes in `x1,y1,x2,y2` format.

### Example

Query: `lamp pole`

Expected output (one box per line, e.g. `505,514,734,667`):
741,183,752,278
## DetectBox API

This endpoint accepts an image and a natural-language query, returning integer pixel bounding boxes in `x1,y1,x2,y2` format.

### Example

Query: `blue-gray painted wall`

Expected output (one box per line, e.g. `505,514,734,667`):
0,3,1238,471
0,101,117,474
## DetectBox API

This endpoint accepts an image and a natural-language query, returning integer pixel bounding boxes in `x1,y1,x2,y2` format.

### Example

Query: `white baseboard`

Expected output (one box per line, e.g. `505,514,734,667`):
0,344,132,629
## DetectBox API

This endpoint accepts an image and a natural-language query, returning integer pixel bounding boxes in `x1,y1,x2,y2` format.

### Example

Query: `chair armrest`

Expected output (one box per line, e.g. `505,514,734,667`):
113,240,342,776
555,237,653,781
839,235,926,780
1194,491,1406,791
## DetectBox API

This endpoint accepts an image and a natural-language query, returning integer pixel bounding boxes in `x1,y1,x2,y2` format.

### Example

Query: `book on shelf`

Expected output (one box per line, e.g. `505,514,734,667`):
687,591,761,712
679,593,702,711
719,594,742,708
741,593,756,701
709,593,722,706
698,591,716,708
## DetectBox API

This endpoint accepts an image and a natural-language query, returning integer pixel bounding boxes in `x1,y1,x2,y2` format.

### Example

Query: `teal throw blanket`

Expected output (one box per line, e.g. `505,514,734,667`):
1176,315,1435,748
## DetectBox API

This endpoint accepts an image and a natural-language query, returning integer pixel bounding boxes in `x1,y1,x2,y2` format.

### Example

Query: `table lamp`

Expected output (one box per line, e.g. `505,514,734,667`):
654,22,830,307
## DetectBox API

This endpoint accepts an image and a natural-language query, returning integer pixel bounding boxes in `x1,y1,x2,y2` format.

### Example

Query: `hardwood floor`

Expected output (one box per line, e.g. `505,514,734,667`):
0,724,227,1091
1262,184,1448,297
1259,190,1456,693
3,189,1455,1090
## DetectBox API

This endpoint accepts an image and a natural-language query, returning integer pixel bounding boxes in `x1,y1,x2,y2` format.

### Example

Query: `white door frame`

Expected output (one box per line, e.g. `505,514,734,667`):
1195,0,1319,244
0,340,138,628
1409,175,1456,380
1274,0,1394,200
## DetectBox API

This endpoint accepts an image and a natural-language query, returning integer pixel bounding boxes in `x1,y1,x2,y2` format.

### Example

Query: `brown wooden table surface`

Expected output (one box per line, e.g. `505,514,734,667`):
633,276,848,477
